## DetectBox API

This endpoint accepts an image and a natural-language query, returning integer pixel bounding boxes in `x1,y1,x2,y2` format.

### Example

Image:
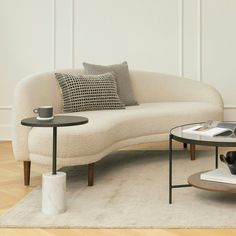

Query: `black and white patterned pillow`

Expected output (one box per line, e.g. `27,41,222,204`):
55,72,125,112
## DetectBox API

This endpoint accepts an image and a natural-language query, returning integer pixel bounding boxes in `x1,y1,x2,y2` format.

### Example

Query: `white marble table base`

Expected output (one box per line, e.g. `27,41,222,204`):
42,172,66,215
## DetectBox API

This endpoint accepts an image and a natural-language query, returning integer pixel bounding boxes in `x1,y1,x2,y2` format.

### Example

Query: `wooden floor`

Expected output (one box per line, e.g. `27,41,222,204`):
0,141,235,236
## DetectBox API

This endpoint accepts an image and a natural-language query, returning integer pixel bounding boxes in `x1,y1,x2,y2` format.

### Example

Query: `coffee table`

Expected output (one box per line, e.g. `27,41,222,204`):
169,122,236,204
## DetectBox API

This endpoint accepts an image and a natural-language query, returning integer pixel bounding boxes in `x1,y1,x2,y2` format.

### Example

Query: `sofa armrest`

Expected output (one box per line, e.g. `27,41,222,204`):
12,72,63,161
130,71,224,109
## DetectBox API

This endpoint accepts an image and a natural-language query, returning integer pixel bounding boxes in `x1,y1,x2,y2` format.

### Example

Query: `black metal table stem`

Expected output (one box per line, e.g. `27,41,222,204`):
53,127,57,175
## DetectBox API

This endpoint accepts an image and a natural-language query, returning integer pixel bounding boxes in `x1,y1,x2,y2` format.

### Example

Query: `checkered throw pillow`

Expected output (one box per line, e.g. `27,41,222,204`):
55,72,125,112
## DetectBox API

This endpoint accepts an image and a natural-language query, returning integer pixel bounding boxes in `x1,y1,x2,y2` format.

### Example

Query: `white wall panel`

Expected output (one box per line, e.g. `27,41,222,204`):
224,108,236,121
0,0,54,139
55,0,74,68
202,0,236,106
183,0,198,80
76,0,181,75
0,0,54,105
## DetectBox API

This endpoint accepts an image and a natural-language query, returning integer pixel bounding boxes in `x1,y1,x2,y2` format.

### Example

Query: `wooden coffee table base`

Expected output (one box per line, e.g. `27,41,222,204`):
188,171,236,194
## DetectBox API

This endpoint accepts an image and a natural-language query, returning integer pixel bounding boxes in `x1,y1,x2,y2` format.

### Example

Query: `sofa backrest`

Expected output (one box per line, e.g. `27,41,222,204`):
14,68,223,115
130,70,223,107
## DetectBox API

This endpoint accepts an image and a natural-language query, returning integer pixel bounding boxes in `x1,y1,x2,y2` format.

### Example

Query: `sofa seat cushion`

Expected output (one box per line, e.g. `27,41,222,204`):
28,102,222,163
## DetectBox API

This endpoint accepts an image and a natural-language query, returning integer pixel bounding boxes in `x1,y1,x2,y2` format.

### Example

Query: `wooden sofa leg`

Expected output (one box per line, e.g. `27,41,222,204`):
190,144,196,160
88,163,95,186
24,161,31,186
183,143,187,149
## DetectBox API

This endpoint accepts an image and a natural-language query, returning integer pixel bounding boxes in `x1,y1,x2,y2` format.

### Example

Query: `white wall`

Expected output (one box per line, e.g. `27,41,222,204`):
0,0,236,140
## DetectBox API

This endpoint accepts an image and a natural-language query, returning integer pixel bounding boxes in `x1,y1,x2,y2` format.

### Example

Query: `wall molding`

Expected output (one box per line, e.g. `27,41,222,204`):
73,0,79,68
1,105,235,110
179,0,184,77
72,0,75,68
224,106,236,109
197,0,202,82
52,0,56,70
0,106,12,110
2,105,236,111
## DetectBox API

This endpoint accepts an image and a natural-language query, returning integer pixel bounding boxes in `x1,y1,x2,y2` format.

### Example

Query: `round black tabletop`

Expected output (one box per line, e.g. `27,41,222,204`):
21,115,88,127
170,121,236,147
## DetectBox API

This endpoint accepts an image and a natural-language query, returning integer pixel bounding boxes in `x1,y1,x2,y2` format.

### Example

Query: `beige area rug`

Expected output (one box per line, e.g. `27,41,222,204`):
0,149,236,228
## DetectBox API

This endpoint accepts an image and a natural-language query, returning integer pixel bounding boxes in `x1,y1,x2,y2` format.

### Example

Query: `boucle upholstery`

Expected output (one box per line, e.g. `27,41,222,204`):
12,69,224,167
55,72,125,112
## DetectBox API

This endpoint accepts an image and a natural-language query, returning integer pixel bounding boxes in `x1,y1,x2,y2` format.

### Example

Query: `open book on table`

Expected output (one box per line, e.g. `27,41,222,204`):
183,122,236,137
200,168,236,184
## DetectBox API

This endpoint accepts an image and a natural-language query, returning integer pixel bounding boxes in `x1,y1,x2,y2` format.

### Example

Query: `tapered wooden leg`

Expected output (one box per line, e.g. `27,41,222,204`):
183,143,187,149
24,161,31,186
88,163,94,186
190,144,196,160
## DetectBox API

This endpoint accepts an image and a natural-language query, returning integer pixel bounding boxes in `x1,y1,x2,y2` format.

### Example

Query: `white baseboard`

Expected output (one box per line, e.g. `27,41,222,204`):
0,125,12,141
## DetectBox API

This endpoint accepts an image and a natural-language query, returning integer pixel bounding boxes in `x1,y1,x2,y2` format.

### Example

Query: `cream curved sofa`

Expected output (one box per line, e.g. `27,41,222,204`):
12,69,224,186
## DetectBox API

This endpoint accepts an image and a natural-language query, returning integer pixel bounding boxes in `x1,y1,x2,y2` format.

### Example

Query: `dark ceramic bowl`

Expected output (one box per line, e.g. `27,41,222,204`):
220,151,236,175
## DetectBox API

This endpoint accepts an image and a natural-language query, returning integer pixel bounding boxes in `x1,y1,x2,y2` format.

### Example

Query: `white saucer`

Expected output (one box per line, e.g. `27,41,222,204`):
36,116,54,121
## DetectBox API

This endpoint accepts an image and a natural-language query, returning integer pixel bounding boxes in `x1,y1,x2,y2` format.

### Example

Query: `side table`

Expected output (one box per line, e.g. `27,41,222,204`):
21,115,88,215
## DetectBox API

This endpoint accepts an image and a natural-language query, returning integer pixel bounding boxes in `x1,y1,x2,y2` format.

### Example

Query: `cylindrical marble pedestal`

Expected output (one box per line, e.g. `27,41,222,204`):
42,172,66,215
